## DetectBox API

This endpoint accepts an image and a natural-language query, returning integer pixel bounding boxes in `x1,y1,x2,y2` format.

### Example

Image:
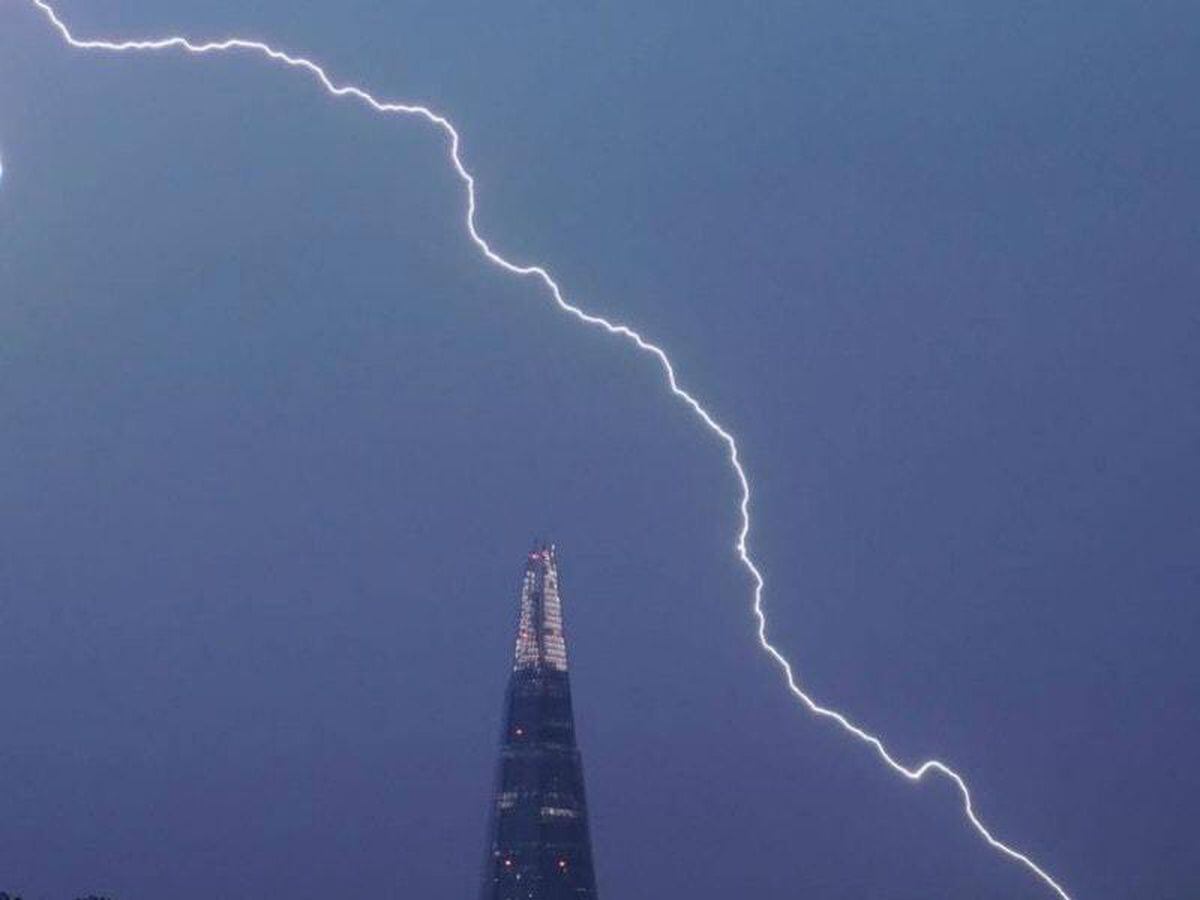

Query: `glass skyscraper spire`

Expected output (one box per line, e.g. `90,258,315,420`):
480,545,601,900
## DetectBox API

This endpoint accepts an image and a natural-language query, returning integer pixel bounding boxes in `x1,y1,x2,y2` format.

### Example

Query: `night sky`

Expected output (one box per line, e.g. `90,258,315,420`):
1,2,1197,898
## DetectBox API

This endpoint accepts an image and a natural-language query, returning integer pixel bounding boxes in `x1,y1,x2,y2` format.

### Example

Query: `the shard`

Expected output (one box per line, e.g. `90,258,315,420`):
480,544,601,900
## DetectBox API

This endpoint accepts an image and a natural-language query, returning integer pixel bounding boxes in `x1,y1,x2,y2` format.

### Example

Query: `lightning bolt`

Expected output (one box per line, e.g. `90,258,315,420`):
18,1,1074,896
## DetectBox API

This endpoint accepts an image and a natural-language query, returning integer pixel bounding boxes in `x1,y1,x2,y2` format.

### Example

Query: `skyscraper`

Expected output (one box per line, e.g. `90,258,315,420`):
480,545,601,900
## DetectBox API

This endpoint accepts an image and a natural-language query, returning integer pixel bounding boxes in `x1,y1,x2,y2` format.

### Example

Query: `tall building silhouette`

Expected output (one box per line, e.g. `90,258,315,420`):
480,545,601,900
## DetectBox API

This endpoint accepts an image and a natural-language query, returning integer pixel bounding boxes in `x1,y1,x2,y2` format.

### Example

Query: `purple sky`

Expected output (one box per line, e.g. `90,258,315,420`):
1,2,1197,897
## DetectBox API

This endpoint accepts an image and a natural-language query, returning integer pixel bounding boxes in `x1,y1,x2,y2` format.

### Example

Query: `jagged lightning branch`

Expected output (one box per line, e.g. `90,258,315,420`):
19,1,1073,896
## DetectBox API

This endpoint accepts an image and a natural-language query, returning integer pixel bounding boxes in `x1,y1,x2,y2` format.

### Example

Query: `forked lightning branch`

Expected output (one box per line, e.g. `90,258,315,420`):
9,2,1075,896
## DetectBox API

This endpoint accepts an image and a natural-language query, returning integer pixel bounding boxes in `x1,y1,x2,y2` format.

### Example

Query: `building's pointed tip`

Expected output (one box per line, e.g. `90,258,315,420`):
486,540,598,899
514,540,568,672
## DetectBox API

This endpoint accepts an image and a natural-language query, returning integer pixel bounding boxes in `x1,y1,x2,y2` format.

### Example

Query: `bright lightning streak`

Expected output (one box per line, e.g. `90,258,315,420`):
23,1,1074,896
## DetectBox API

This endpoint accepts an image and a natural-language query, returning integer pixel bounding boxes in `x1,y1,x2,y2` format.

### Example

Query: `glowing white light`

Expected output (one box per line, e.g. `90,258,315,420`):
22,2,1074,896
